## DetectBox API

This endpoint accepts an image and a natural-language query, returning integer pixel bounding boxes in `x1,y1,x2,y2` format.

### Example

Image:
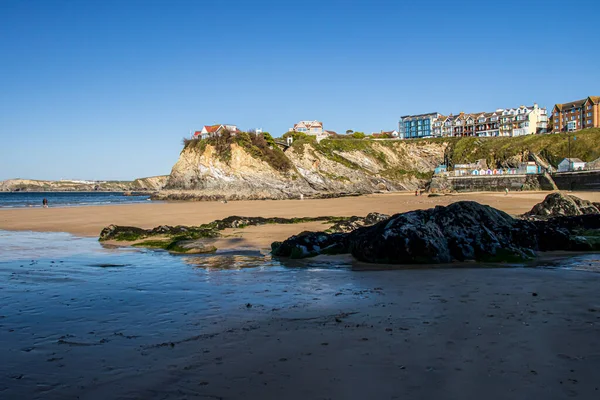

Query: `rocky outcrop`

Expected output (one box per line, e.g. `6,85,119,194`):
0,176,168,192
161,139,444,200
524,192,600,218
272,200,600,263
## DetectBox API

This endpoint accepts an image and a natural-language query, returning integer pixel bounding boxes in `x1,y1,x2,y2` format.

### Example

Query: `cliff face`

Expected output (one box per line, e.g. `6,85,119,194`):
161,139,446,200
0,176,168,192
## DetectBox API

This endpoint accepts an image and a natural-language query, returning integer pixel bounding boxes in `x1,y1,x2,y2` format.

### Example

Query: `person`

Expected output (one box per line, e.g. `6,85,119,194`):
415,189,419,196
504,188,509,196
42,198,48,208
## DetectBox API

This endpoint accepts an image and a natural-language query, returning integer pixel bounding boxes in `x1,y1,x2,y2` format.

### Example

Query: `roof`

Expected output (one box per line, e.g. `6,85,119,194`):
554,96,599,111
204,124,222,133
561,158,584,163
400,112,439,119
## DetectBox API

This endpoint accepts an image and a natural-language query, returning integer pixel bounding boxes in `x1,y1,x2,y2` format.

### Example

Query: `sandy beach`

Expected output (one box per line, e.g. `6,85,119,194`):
2,245,600,399
2,192,600,247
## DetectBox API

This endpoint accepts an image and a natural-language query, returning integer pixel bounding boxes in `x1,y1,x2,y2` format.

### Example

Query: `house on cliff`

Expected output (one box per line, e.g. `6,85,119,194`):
193,124,239,140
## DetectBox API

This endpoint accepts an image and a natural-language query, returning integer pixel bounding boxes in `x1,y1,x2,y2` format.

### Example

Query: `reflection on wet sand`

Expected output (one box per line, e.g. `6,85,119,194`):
2,230,600,399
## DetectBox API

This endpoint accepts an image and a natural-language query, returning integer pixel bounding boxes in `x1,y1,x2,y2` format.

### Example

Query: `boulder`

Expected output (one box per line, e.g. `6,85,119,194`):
525,192,600,218
349,202,538,264
272,201,600,264
271,231,348,259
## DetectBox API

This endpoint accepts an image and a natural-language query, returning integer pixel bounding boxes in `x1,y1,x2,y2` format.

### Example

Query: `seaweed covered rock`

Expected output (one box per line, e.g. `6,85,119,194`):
327,212,390,233
271,232,348,259
99,224,220,241
349,202,538,264
525,192,600,218
272,201,600,264
99,225,150,241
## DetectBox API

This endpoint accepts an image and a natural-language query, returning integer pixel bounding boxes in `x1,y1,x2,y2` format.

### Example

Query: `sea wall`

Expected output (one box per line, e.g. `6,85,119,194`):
552,171,600,191
430,174,556,193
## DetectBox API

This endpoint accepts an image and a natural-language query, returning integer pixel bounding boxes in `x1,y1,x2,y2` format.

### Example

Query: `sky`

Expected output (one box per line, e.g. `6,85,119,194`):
1,0,599,181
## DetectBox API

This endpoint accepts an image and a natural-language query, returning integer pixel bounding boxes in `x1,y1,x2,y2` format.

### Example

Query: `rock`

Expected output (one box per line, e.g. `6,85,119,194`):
272,201,600,263
350,202,538,264
99,225,149,241
525,193,600,218
168,240,217,254
271,231,348,258
327,212,390,233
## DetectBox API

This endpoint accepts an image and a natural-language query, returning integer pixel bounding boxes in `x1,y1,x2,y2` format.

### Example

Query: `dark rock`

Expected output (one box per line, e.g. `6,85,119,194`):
524,193,600,218
327,212,390,233
350,202,538,264
99,225,149,241
271,231,348,258
272,201,600,264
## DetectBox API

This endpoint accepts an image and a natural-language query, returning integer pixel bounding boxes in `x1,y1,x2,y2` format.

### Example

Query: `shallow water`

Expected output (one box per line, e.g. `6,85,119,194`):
0,192,151,208
1,230,599,398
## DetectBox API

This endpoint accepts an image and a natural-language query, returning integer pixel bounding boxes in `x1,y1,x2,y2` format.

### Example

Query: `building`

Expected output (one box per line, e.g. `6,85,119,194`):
291,120,332,141
551,96,600,133
371,130,399,138
193,124,239,140
400,104,547,139
399,113,441,139
557,158,586,173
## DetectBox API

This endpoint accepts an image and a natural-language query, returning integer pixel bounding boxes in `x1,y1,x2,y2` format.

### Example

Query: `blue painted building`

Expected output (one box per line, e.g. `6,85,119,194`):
399,112,441,139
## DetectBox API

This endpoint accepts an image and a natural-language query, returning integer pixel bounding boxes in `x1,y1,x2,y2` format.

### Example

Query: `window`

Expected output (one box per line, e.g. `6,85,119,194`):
555,119,559,123
587,112,592,117
588,120,592,125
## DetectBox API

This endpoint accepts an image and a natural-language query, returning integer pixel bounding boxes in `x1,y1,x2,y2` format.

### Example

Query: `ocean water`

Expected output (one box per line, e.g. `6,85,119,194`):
0,192,151,208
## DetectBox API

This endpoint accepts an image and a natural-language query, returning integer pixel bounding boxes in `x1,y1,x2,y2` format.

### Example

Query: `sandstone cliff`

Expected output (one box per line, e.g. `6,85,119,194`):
159,136,445,200
157,128,600,201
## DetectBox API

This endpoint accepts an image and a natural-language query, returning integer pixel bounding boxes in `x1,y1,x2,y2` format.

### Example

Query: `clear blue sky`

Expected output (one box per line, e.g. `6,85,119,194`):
1,0,599,180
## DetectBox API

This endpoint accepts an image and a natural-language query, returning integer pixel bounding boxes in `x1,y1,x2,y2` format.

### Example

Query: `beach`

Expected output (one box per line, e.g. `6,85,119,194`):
2,191,600,248
2,191,600,399
1,234,600,399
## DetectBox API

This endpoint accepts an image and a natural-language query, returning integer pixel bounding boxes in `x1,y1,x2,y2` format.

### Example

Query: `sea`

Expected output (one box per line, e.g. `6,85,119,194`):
0,192,152,208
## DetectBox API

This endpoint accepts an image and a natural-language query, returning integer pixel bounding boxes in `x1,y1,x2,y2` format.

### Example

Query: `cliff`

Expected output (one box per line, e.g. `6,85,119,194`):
0,176,168,192
159,133,444,200
157,128,600,201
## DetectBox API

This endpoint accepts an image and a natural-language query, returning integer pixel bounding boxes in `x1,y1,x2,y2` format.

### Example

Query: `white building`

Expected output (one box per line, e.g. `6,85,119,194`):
193,124,239,140
291,120,331,141
557,158,586,172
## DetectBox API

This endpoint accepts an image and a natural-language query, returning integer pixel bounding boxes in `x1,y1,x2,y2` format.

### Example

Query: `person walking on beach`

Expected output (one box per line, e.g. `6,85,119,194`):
42,198,48,208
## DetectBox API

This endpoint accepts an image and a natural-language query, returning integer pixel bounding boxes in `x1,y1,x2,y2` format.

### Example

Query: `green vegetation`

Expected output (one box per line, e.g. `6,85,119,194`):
184,130,293,172
447,128,600,167
380,168,433,181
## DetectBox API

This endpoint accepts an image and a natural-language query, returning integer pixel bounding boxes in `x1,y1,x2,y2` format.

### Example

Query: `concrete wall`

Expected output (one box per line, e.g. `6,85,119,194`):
430,174,556,193
552,170,600,191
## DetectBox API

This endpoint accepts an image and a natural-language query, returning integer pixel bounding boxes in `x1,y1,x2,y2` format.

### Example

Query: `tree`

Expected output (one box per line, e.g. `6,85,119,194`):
346,129,354,134
352,131,365,139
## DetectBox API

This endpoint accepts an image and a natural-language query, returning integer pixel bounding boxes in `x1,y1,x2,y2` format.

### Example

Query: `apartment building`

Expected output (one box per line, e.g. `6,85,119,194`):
398,112,441,139
551,96,600,133
400,104,547,139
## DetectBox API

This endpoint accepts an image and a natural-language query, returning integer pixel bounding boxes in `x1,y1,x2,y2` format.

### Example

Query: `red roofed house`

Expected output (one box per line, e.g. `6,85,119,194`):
193,124,239,140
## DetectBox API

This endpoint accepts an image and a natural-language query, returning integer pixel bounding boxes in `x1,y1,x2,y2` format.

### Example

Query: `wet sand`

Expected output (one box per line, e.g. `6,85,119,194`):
2,248,600,399
2,191,600,240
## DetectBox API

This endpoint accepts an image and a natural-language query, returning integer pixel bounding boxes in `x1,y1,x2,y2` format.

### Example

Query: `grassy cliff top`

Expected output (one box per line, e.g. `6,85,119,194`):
447,128,600,167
